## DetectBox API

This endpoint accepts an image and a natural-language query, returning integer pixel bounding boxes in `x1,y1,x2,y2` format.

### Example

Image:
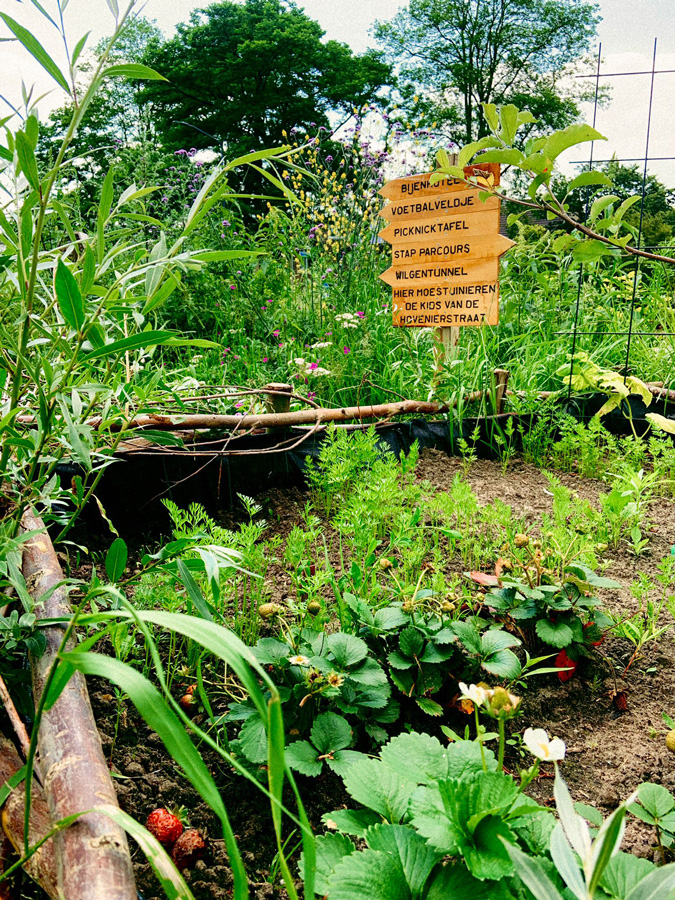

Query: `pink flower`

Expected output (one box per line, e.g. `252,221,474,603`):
308,391,317,399
223,347,231,354
356,311,365,317
273,329,280,337
262,357,269,362
266,299,273,304
326,332,332,336
235,401,244,408
343,346,351,355
278,342,284,348
229,285,236,290
308,362,318,370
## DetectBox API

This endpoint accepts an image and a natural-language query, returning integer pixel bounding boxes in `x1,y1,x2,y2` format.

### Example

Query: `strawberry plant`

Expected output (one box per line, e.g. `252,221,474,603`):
485,561,616,660
285,712,366,777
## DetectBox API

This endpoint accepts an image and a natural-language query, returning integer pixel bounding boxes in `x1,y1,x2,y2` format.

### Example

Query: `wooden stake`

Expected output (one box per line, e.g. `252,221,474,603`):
493,368,510,414
434,325,459,377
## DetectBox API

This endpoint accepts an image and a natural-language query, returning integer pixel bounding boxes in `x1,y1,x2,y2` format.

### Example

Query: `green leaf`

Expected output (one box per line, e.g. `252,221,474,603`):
365,823,441,895
16,130,40,190
634,783,675,820
572,240,614,263
498,105,519,144
71,31,90,67
567,171,613,192
474,148,524,166
426,863,495,900
379,732,448,784
286,740,323,777
536,619,574,648
550,823,586,900
0,14,70,93
624,863,675,900
590,194,620,222
464,814,515,880
322,808,380,837
105,537,127,583
342,758,415,823
327,632,368,667
543,124,607,162
328,750,367,777
481,648,522,679
102,63,168,81
238,715,268,766
54,259,84,330
554,767,592,861
97,166,115,260
481,629,520,653
601,853,654,900
327,848,409,900
399,627,425,659
311,712,353,754
446,741,496,778
504,840,565,900
82,330,177,361
416,698,443,716
177,560,214,621
300,833,355,897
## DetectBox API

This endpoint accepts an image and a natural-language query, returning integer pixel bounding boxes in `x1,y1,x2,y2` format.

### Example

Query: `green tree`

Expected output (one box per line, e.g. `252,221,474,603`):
554,159,675,249
138,0,392,157
374,0,600,146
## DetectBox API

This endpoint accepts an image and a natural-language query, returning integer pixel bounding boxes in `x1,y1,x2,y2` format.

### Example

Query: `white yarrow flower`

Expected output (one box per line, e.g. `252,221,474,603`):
523,727,566,761
458,682,488,708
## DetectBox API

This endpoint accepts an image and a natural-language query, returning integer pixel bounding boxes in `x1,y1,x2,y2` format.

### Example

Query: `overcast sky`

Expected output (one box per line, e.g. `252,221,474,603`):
2,0,674,181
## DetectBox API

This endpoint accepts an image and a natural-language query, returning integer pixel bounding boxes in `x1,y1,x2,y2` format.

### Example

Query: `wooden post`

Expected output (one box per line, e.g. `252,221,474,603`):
434,325,459,376
493,368,510,414
264,382,292,433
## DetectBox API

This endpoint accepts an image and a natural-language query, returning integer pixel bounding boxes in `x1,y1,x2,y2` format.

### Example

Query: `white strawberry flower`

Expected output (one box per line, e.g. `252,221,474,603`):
523,727,566,761
458,682,489,708
288,654,310,666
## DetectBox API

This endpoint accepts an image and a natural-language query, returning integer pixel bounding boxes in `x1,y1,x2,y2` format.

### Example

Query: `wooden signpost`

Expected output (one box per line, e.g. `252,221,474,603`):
378,161,515,370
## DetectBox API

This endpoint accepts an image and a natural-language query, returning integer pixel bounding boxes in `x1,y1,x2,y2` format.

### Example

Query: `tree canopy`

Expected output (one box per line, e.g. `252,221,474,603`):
138,0,392,156
374,0,601,146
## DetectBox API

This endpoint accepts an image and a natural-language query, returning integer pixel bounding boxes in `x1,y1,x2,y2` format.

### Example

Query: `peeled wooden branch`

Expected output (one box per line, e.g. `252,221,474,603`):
94,397,476,432
21,511,136,900
0,733,58,898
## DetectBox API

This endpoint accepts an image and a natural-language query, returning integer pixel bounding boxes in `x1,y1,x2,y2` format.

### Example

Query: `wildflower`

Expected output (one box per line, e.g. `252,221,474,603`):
355,311,365,318
288,654,311,666
343,346,351,355
458,683,488,708
307,362,319,371
235,401,244,408
307,391,317,400
230,285,236,290
523,727,566,762
223,347,231,354
294,358,306,366
326,672,344,687
262,357,269,363
311,341,332,349
273,330,280,337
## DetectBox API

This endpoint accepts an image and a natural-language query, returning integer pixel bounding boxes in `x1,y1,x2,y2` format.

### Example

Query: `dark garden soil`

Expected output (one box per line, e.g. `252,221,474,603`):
58,450,675,898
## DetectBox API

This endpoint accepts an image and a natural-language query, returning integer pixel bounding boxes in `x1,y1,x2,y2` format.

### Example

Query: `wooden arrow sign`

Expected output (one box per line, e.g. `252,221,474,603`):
390,231,515,265
380,257,499,289
379,188,500,223
379,207,501,245
379,165,511,330
378,164,501,202
392,287,499,328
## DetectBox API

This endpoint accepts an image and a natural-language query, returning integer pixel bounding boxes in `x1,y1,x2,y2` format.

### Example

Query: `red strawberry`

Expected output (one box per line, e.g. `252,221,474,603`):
171,829,206,871
555,648,578,683
146,808,183,847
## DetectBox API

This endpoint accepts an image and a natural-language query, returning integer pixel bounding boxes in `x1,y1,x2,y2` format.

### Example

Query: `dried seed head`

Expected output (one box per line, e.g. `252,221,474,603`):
514,533,530,548
307,600,322,616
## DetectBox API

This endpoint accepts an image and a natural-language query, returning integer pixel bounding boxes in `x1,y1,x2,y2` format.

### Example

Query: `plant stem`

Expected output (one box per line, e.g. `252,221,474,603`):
475,706,487,772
